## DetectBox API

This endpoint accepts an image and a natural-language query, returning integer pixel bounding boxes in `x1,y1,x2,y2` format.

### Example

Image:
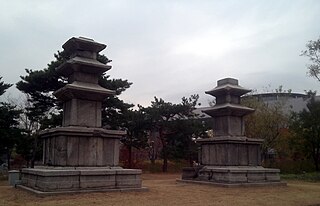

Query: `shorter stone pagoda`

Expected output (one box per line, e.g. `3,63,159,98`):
179,78,285,187
19,37,146,194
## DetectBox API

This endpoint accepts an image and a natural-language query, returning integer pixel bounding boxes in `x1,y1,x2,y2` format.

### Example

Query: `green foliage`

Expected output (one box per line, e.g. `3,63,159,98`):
290,94,320,171
120,108,149,168
242,96,289,159
0,106,23,157
143,94,207,172
166,118,207,161
99,74,134,129
144,94,201,129
281,172,320,182
0,77,24,169
265,159,315,174
14,133,34,162
143,96,186,172
301,37,320,82
102,95,133,129
0,77,12,96
141,159,189,173
40,113,62,130
16,51,69,125
121,109,149,149
16,51,132,129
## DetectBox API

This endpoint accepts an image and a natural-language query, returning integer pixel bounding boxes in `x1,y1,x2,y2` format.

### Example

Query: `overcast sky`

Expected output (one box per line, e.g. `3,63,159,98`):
1,0,319,107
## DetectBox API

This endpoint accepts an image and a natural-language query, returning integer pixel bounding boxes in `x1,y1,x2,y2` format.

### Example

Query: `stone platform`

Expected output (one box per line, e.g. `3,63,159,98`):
177,179,287,188
179,166,286,187
20,166,146,195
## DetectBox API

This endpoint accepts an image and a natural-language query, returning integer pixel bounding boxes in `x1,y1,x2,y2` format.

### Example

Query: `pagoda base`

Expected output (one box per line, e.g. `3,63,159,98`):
179,166,286,187
40,126,125,167
20,166,146,195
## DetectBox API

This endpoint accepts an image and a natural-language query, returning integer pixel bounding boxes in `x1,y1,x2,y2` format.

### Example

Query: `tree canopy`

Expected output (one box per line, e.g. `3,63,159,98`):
16,51,133,129
143,94,207,172
0,77,12,96
242,94,289,160
120,108,149,168
0,77,24,169
301,37,320,82
290,94,320,171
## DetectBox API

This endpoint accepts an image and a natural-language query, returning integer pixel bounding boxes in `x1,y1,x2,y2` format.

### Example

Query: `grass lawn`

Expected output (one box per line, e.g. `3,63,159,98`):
281,172,320,182
1,173,320,206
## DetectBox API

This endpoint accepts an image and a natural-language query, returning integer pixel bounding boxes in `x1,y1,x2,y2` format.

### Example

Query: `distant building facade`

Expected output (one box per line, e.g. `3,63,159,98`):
196,92,320,117
244,92,318,114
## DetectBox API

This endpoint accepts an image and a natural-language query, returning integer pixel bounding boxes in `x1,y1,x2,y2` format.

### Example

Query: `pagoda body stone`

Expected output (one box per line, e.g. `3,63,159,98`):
19,37,145,194
179,78,285,187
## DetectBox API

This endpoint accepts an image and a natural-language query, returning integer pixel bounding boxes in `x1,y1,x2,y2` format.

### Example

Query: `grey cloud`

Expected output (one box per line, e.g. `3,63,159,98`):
0,0,319,107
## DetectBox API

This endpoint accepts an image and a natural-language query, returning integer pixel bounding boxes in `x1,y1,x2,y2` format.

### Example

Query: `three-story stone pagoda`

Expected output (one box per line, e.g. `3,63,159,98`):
180,78,285,187
20,37,145,194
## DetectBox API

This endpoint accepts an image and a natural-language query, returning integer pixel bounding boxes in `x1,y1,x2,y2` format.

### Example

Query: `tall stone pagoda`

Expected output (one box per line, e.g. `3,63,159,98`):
180,78,285,186
20,37,145,194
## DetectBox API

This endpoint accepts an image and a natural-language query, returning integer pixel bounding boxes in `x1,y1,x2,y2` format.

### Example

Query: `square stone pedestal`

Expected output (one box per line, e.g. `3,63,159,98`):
18,166,147,195
178,166,286,187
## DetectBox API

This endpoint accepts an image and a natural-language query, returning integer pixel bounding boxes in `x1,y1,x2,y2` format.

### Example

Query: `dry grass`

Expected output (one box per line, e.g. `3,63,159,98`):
1,173,320,206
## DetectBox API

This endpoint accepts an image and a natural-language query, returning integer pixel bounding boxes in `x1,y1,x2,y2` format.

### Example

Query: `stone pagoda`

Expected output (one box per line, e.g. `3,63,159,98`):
180,78,285,186
20,37,145,194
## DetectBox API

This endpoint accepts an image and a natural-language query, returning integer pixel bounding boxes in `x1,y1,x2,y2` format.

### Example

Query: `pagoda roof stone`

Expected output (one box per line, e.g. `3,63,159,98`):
54,81,115,101
205,78,251,97
63,37,106,54
56,56,112,76
202,103,254,117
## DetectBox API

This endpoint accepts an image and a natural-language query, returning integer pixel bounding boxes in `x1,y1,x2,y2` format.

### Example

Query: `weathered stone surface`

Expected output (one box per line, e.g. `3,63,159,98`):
8,170,20,186
180,78,284,186
206,78,251,97
198,139,262,167
182,166,282,184
40,127,124,167
54,82,115,102
63,37,106,56
21,167,143,192
20,37,144,194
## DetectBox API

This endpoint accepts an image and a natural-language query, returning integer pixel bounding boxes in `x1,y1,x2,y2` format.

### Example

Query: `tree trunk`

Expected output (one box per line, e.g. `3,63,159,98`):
30,136,37,168
150,149,155,165
189,153,193,167
313,149,319,171
149,139,155,165
188,138,193,167
313,154,319,171
6,150,11,171
262,147,269,166
162,147,168,173
159,128,168,173
312,145,319,171
128,145,132,168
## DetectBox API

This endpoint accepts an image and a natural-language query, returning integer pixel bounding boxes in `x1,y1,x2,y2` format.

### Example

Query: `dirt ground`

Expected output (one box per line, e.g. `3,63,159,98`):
1,173,320,206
